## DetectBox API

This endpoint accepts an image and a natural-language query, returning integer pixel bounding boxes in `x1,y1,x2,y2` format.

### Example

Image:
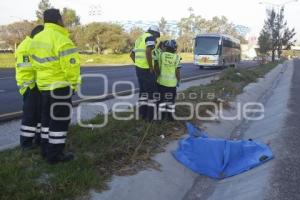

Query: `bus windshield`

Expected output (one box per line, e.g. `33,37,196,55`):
194,37,220,55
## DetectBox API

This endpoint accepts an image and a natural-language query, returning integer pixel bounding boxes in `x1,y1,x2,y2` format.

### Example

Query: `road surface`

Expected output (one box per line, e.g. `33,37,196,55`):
0,61,258,117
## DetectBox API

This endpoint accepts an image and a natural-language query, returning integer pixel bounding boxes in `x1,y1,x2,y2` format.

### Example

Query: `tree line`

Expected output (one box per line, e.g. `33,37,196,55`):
0,0,245,54
258,7,296,62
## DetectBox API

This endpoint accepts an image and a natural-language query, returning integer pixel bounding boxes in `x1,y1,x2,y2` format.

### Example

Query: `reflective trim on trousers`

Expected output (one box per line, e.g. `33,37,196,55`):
49,138,66,144
166,109,175,113
159,103,167,107
41,134,49,139
21,125,36,132
41,127,49,132
41,127,49,139
139,97,148,101
21,131,35,137
36,123,42,133
167,105,175,109
158,108,167,112
49,131,67,137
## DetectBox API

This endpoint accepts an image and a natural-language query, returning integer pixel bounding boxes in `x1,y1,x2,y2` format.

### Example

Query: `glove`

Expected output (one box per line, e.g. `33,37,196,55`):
176,81,180,88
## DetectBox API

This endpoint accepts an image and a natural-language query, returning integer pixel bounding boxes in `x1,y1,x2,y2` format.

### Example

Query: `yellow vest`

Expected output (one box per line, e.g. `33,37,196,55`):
29,23,81,91
134,32,153,69
157,52,180,87
15,36,35,95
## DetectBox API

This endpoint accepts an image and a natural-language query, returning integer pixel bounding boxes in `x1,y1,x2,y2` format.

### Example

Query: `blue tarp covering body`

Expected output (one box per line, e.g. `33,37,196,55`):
173,123,274,179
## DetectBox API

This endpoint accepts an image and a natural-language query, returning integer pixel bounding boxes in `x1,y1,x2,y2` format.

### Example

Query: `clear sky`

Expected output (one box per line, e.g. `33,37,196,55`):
1,0,299,42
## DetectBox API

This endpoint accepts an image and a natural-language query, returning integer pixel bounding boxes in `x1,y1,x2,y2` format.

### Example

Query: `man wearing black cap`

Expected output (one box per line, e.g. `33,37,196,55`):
30,8,81,164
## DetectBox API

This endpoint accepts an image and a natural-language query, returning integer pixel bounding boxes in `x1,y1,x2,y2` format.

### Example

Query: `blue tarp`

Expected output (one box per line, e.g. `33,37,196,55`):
173,123,274,179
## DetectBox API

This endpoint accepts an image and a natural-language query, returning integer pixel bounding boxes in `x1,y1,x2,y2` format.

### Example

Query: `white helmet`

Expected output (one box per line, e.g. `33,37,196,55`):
147,25,160,37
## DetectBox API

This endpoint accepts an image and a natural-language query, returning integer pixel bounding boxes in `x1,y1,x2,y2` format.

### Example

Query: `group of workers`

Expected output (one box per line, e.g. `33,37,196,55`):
16,8,80,164
15,9,180,165
131,26,181,121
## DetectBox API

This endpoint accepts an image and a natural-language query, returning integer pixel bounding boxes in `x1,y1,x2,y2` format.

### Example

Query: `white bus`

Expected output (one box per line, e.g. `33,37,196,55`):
194,34,241,69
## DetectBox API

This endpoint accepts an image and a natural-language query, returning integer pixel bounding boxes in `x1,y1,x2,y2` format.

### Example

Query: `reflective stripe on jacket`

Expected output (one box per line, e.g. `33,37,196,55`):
15,36,35,95
29,23,81,91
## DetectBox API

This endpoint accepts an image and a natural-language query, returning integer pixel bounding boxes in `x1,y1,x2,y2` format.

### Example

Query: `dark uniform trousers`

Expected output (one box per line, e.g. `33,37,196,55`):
158,84,176,121
40,86,72,161
135,67,158,121
20,85,41,148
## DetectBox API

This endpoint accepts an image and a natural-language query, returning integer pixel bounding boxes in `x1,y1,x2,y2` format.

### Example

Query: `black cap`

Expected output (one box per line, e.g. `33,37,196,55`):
30,25,44,38
43,8,62,24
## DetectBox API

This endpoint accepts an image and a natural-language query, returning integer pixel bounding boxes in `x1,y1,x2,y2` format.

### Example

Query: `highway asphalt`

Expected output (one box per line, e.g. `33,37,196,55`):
0,61,258,118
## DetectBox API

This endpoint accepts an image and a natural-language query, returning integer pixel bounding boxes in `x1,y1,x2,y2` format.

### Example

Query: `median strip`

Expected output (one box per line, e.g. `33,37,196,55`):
0,61,281,199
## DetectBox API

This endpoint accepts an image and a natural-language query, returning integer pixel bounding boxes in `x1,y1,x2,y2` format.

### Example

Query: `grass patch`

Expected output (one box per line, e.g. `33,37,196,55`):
0,54,15,68
0,53,194,68
0,61,280,199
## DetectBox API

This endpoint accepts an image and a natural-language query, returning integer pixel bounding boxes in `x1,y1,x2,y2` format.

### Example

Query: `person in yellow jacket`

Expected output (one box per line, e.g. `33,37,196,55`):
15,25,44,150
155,40,181,121
30,9,81,164
130,25,160,121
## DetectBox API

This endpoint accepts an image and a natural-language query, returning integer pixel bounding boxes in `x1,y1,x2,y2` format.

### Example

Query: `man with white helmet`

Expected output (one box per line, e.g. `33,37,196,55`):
130,25,160,121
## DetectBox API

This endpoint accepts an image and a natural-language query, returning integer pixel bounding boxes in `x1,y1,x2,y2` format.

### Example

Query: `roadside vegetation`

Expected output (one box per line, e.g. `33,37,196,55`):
0,61,280,200
0,53,193,68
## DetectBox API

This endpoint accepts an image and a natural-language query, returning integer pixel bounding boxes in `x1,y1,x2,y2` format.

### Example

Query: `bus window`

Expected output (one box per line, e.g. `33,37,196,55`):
194,37,221,55
223,39,232,48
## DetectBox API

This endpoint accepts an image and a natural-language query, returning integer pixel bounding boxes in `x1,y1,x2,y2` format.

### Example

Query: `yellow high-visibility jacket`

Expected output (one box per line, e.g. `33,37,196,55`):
157,52,180,87
15,36,35,95
30,23,81,91
134,32,153,69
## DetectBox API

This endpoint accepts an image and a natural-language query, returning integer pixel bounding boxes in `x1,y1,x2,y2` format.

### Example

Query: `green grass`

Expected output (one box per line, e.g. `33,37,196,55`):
0,54,15,68
0,53,194,68
0,61,280,199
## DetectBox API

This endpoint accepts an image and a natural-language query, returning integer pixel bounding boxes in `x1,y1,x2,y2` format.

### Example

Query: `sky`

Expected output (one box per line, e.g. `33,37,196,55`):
1,0,299,42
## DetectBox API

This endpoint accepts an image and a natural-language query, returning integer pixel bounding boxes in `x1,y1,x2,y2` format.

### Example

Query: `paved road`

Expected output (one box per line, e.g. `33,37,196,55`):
0,61,258,116
266,59,300,200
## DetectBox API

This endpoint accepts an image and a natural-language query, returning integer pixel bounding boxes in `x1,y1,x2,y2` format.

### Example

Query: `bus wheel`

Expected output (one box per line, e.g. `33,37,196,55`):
199,66,204,69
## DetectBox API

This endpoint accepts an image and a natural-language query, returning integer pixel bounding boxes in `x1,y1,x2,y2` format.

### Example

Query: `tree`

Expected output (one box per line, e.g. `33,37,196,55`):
62,8,81,29
158,17,168,36
1,21,35,49
36,0,52,23
70,26,86,50
258,28,272,61
275,7,296,59
176,8,244,52
84,22,127,54
126,26,143,50
259,7,296,61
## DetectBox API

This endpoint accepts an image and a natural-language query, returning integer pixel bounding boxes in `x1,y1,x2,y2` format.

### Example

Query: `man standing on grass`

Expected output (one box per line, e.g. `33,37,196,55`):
130,25,160,121
15,25,44,150
30,8,81,164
